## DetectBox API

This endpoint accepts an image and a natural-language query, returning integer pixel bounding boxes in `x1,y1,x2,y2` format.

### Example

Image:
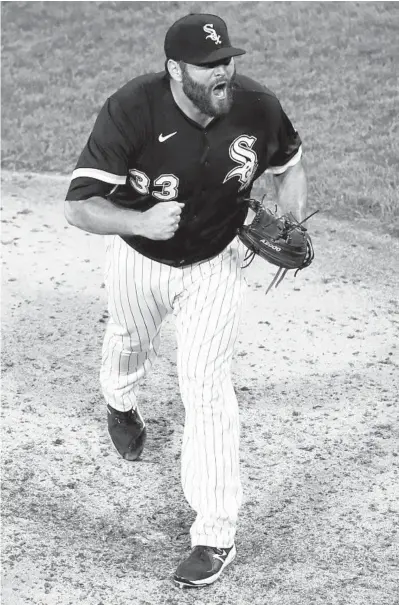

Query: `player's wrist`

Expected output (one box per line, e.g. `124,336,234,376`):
128,211,146,237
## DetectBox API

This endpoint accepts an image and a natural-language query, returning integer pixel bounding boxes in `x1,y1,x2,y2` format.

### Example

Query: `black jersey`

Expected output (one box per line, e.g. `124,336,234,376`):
66,71,302,267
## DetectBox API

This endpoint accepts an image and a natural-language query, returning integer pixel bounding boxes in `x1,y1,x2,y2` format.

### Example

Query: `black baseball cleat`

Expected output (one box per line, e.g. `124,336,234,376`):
174,544,236,588
107,404,146,461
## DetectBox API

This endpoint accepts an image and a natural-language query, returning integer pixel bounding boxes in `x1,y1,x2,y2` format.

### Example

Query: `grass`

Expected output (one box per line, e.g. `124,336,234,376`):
1,1,399,230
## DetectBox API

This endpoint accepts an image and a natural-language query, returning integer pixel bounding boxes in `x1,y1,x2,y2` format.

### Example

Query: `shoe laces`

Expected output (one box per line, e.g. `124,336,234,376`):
193,545,225,560
112,409,133,425
192,546,210,561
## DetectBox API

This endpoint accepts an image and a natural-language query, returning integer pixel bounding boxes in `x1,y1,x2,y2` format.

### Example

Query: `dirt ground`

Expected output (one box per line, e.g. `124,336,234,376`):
1,171,398,605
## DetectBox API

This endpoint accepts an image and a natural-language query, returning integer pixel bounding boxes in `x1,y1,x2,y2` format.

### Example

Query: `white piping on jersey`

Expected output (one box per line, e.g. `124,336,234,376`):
71,146,301,185
71,168,126,184
265,145,302,175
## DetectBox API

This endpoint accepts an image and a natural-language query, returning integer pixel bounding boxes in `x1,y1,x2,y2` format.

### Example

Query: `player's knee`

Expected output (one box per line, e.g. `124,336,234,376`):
179,363,224,387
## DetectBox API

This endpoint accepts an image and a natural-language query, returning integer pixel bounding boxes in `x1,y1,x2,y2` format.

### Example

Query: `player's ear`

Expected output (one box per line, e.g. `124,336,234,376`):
167,59,183,82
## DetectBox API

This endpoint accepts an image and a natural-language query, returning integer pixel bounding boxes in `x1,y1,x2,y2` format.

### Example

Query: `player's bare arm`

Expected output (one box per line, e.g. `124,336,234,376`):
272,159,307,222
64,197,184,240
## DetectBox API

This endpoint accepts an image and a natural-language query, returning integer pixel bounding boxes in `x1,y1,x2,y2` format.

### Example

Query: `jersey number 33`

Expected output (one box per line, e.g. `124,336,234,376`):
130,170,180,201
129,134,258,200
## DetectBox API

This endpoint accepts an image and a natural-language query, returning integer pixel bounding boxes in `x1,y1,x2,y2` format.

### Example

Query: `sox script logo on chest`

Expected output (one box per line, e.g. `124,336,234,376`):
223,135,258,192
129,134,258,199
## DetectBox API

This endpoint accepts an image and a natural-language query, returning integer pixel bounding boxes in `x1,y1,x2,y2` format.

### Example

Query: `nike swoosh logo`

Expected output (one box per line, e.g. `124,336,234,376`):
213,550,227,562
159,132,177,142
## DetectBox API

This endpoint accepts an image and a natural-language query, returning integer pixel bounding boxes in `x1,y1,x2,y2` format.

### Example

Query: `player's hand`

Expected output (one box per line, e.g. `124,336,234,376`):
137,202,185,240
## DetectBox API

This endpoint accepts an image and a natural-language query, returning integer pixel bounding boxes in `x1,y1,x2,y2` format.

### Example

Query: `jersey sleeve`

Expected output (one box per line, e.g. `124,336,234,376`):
65,95,141,201
265,101,302,175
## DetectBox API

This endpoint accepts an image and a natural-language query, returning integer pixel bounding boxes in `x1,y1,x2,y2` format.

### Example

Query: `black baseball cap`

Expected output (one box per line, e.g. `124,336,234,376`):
164,13,246,66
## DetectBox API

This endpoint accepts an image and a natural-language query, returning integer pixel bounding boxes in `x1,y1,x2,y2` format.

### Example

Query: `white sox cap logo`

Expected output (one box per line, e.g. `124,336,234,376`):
203,23,222,45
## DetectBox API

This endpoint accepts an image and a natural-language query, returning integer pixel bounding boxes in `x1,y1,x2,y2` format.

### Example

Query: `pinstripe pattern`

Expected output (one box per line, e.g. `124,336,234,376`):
100,236,171,412
100,235,246,547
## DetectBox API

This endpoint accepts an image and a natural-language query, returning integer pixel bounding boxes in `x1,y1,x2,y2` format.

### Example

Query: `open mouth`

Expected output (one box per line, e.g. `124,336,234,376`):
212,82,227,99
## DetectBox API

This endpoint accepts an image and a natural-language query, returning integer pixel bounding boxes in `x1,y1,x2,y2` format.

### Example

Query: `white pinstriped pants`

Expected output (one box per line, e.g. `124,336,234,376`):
100,235,246,548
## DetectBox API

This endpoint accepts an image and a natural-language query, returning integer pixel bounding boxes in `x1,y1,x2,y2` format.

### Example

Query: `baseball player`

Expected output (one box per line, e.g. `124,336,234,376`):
65,13,307,588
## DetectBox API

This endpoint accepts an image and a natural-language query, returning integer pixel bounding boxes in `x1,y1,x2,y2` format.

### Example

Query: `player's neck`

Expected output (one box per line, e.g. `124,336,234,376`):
169,80,213,129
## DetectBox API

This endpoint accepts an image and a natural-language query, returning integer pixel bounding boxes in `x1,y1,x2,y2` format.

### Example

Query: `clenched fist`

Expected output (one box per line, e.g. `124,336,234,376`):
137,202,185,240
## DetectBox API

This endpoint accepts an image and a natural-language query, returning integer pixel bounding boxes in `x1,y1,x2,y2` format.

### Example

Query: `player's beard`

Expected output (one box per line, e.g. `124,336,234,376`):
181,64,235,118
